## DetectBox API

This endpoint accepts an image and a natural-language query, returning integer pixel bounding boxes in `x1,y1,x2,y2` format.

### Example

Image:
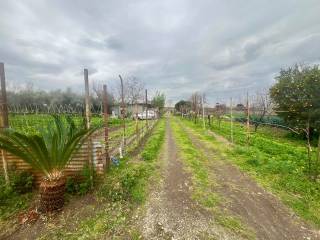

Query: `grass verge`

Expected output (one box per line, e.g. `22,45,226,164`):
182,117,320,228
35,118,165,239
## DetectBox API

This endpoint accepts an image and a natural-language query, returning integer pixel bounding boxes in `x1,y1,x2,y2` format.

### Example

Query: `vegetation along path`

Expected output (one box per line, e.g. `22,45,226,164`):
176,116,320,240
141,115,320,240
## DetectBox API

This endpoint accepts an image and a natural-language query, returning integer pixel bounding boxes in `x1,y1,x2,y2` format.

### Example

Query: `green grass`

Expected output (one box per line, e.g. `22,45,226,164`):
182,116,320,228
8,114,131,135
170,117,255,239
37,118,166,239
0,173,34,223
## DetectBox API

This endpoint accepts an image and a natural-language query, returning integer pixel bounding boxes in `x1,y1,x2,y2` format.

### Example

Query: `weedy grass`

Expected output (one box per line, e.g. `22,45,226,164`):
182,117,320,228
38,118,165,239
0,172,34,222
170,117,255,239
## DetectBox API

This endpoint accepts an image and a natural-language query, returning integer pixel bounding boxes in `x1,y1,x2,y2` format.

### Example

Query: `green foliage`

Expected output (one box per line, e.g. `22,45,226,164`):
183,116,320,227
141,123,165,161
10,171,33,194
99,119,165,204
66,164,95,195
270,64,320,131
0,174,33,221
174,100,191,112
151,91,166,112
0,115,100,180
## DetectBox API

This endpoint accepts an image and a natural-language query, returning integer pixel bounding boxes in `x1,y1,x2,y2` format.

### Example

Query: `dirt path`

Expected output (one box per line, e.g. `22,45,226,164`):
181,123,320,240
141,117,238,240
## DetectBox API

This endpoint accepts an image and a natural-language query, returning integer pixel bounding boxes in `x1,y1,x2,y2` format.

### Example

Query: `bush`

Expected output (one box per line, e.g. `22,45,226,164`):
66,164,95,196
11,171,33,194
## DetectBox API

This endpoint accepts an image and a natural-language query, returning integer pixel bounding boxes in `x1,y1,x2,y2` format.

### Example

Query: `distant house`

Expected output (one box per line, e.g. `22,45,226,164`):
111,102,153,118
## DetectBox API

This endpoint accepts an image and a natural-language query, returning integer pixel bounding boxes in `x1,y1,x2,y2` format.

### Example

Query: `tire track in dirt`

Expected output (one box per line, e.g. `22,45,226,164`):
181,122,320,240
141,117,238,240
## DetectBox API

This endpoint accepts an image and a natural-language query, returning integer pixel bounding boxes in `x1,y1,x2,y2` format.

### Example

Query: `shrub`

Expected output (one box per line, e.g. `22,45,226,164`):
11,171,33,194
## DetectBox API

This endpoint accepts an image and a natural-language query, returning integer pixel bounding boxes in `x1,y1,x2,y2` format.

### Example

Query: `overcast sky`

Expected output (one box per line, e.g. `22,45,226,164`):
1,0,320,105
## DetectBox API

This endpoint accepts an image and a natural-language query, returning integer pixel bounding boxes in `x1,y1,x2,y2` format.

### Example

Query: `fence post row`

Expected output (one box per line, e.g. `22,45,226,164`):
103,85,110,170
0,63,9,184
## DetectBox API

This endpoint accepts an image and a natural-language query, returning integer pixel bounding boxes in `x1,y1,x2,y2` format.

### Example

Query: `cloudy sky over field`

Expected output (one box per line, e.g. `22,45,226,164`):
1,0,320,104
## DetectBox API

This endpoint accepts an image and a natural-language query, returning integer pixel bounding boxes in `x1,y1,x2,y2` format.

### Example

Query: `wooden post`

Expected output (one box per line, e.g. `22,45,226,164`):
230,97,234,143
246,92,250,146
135,103,139,144
202,94,205,129
145,89,148,129
119,75,126,153
0,63,9,184
84,69,93,187
103,85,110,170
84,69,91,129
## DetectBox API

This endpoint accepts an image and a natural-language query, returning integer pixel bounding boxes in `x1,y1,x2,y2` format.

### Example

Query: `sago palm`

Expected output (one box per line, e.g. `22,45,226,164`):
0,115,99,212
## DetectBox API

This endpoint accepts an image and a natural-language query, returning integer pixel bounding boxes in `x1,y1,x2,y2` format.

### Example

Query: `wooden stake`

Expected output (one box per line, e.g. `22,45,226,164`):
119,75,126,152
103,85,110,170
202,94,205,129
230,97,234,143
84,69,93,188
246,92,250,146
0,63,9,184
145,89,148,128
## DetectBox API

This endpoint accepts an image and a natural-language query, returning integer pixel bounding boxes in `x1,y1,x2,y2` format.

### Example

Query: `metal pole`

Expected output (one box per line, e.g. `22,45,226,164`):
0,63,9,184
103,85,110,170
119,75,126,152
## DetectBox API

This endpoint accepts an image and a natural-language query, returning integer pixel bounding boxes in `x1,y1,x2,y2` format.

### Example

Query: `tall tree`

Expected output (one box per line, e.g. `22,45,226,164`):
152,91,166,114
270,64,320,178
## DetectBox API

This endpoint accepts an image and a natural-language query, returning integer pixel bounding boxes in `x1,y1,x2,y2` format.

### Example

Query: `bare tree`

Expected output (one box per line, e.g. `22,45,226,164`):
251,91,274,132
214,103,226,129
190,92,201,123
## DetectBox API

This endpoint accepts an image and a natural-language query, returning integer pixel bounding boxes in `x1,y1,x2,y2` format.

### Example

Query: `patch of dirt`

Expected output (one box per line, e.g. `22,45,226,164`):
2,194,98,240
141,118,238,240
183,125,320,240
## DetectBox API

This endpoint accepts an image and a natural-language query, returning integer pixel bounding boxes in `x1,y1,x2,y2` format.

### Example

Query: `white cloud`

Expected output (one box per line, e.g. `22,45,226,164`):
0,0,320,105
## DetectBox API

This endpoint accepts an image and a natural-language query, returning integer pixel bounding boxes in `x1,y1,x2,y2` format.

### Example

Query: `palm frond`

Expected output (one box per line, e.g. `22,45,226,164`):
0,115,101,180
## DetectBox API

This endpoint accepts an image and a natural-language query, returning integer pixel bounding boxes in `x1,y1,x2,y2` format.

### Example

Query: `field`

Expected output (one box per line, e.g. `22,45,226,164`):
182,116,320,227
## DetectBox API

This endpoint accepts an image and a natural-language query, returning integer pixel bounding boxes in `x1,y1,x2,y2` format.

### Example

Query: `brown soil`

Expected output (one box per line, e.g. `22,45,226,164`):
2,194,98,240
182,124,320,240
141,118,239,239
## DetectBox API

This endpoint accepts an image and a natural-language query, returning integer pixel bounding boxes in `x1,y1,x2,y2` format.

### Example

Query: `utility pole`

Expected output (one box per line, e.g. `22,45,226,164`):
103,85,110,170
230,97,234,143
0,63,9,184
119,75,126,153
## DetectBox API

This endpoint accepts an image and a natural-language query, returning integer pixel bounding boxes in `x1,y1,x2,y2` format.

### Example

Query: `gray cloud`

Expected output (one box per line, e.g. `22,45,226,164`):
1,0,320,105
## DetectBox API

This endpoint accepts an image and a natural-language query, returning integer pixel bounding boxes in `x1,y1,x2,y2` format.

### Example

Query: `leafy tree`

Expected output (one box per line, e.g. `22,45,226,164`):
270,64,320,178
151,91,166,114
270,64,320,132
174,100,191,113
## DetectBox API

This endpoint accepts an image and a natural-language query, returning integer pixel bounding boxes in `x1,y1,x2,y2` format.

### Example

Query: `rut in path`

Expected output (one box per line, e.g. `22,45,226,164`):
181,123,320,240
141,118,238,240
